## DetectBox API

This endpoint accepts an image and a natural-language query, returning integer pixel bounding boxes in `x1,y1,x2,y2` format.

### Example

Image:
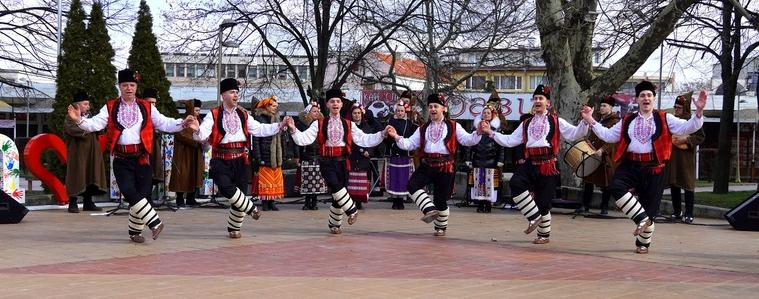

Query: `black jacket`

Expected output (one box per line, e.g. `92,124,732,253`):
295,111,320,162
350,117,381,170
385,118,417,157
251,109,282,166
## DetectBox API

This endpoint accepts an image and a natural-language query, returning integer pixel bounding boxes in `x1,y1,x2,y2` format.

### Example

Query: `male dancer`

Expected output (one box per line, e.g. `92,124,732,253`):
68,69,194,243
485,85,589,244
581,81,706,253
190,78,291,239
285,88,389,234
386,93,484,237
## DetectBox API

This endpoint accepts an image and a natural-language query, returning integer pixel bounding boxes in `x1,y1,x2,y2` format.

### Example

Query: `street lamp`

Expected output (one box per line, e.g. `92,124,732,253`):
217,19,239,105
736,92,747,183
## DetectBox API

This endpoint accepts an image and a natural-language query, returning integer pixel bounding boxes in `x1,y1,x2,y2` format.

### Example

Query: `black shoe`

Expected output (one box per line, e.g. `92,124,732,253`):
683,216,694,224
302,201,310,210
270,201,279,211
600,208,608,215
262,201,271,211
68,203,80,213
309,197,318,210
356,201,364,210
484,201,492,213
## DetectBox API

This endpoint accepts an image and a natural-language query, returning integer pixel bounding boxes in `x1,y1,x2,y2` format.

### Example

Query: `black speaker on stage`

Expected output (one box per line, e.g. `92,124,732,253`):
0,190,28,224
724,191,759,231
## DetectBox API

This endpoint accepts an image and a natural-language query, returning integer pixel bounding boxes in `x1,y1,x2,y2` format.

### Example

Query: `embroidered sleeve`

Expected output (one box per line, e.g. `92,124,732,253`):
291,120,318,146
151,105,184,133
193,113,214,141
248,116,281,137
591,120,622,143
395,127,421,151
351,122,385,148
78,105,109,132
666,113,704,136
455,122,481,146
492,123,524,148
558,117,589,141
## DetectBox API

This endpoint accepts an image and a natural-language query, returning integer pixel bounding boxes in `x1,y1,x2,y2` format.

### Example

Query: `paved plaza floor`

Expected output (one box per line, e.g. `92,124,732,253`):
1,202,758,298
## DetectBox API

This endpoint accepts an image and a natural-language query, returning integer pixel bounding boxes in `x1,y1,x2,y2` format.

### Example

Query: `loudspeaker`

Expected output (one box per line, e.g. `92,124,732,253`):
0,190,28,224
724,191,759,231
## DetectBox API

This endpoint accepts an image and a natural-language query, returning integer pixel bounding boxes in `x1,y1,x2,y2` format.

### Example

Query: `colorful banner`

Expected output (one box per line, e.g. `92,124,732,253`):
0,134,24,203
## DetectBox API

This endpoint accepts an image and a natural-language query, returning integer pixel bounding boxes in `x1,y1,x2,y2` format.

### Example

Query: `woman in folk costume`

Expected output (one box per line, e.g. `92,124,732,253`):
666,92,705,224
169,99,205,207
581,81,707,253
190,78,291,239
484,85,589,244
252,97,286,211
467,103,504,213
347,103,381,209
68,69,195,243
295,102,328,210
386,93,485,237
285,88,390,234
385,92,418,210
577,95,620,215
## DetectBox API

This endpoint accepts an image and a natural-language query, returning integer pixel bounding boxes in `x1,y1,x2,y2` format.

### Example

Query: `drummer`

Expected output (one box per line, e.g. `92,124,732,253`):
577,95,620,215
481,85,589,244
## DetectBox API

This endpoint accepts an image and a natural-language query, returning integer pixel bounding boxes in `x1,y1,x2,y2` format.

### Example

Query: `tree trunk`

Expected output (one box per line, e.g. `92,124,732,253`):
713,1,736,194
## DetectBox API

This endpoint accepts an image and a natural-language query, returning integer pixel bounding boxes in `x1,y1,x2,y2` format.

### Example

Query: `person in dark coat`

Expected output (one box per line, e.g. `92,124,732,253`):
666,92,705,224
64,90,107,213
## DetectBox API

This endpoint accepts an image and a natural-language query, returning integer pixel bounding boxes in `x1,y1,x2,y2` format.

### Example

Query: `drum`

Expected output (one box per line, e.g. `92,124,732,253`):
563,141,602,177
673,134,689,150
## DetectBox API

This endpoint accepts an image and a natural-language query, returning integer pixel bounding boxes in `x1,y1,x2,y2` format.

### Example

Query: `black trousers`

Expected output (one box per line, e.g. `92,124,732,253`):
407,163,455,212
509,160,557,216
608,160,666,223
671,186,694,217
210,157,248,199
319,159,348,194
113,156,153,205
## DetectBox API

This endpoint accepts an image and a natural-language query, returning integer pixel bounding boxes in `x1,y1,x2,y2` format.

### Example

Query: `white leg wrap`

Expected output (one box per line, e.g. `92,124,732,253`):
616,192,645,220
636,223,655,245
434,208,450,230
537,212,552,237
328,205,344,227
514,191,540,220
410,189,435,212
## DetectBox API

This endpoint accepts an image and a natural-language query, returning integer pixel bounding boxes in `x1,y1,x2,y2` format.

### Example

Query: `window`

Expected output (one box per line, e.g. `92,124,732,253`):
494,75,522,90
205,67,215,78
186,64,195,78
176,64,186,77
195,64,206,77
257,65,267,79
529,75,547,90
268,66,278,79
164,63,174,77
248,65,258,79
237,65,247,78
277,65,288,80
296,65,309,80
225,64,235,78
466,76,486,90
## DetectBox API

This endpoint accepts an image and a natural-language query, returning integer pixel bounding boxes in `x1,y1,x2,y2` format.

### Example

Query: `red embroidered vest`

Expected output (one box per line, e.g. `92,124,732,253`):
613,111,672,163
521,113,560,156
418,119,458,156
316,117,353,156
105,99,154,154
208,106,250,150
